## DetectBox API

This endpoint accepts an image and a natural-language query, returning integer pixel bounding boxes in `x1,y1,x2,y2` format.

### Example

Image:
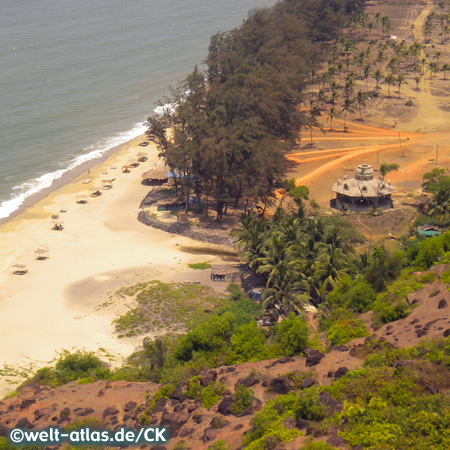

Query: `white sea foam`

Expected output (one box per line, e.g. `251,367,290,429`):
0,122,148,220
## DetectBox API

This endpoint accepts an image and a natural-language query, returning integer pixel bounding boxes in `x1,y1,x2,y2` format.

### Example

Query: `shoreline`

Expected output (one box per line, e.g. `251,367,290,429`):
0,135,141,227
0,132,227,397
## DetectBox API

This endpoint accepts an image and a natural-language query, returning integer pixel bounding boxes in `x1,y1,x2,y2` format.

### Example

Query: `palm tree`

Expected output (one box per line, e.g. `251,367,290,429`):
428,186,450,225
442,63,450,80
328,107,339,131
307,105,322,145
374,69,383,89
396,73,407,98
341,98,355,131
414,75,422,89
356,90,368,121
384,73,396,97
233,212,267,269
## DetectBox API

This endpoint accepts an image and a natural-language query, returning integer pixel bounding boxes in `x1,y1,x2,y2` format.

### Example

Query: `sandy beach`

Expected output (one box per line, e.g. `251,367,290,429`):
0,136,226,397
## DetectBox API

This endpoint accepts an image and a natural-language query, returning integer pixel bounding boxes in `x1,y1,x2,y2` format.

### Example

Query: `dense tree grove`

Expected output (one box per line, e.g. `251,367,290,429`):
147,0,365,218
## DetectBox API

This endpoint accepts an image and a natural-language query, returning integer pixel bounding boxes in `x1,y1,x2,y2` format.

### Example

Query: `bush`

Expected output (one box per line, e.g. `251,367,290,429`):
326,312,369,345
174,312,234,362
229,322,268,363
300,441,339,450
231,384,254,415
327,276,376,313
414,238,444,268
184,376,225,409
274,313,310,356
372,298,409,328
440,269,450,284
419,272,437,283
26,351,104,387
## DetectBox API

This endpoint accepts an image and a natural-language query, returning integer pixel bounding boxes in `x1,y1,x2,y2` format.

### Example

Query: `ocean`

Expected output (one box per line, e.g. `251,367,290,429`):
0,0,274,220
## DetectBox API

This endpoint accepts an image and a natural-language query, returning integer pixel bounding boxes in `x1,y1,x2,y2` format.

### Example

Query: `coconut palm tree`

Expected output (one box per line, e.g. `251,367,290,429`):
396,73,407,98
356,90,369,121
442,63,450,80
384,73,396,97
341,98,355,131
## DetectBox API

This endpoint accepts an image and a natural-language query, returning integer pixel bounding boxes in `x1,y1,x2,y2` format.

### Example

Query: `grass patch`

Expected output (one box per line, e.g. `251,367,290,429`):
188,261,212,270
113,281,226,337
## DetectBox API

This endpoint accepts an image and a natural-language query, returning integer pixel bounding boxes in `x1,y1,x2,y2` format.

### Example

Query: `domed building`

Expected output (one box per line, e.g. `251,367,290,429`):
330,164,395,212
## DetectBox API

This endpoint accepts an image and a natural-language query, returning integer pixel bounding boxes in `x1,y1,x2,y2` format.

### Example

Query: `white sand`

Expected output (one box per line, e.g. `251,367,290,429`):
0,137,217,396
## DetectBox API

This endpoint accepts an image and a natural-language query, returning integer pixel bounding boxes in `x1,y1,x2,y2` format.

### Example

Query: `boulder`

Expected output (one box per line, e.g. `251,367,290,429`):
329,345,349,352
15,417,33,429
20,398,36,410
237,397,262,417
438,299,448,309
270,377,296,394
103,406,119,418
200,370,217,387
210,417,230,429
296,418,309,429
327,434,348,447
235,376,259,388
334,367,349,379
218,396,234,415
77,408,94,417
153,397,166,413
187,404,198,413
393,359,414,369
33,407,55,420
318,391,343,415
301,377,315,389
444,329,450,337
203,428,217,443
169,387,186,402
160,412,190,436
179,428,194,438
304,349,325,367
124,401,137,412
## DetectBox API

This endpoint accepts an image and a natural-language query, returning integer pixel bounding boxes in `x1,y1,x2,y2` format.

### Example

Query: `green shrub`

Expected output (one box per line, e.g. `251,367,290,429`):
300,441,339,450
229,321,268,363
372,299,409,328
414,238,444,268
327,276,376,313
440,269,450,284
207,440,232,450
26,351,104,387
184,376,225,409
231,384,254,415
188,261,212,270
174,312,234,362
326,313,369,345
148,384,175,411
274,313,310,356
419,272,437,283
244,391,324,449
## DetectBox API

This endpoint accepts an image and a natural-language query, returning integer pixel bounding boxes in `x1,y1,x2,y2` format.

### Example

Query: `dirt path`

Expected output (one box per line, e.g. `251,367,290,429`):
287,0,450,201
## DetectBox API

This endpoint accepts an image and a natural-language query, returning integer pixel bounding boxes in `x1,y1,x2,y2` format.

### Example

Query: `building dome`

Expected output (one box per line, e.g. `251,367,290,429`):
355,164,374,180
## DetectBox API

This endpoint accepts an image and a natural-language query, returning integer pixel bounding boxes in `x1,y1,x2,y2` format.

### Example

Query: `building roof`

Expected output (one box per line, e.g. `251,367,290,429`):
332,164,396,197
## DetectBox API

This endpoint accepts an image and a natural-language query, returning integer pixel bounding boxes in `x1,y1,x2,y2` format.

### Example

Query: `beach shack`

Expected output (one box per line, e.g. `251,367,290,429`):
137,152,148,162
417,225,443,237
210,265,240,283
141,168,168,186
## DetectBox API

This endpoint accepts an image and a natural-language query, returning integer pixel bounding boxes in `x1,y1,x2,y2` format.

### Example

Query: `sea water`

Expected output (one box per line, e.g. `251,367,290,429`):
0,0,274,220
